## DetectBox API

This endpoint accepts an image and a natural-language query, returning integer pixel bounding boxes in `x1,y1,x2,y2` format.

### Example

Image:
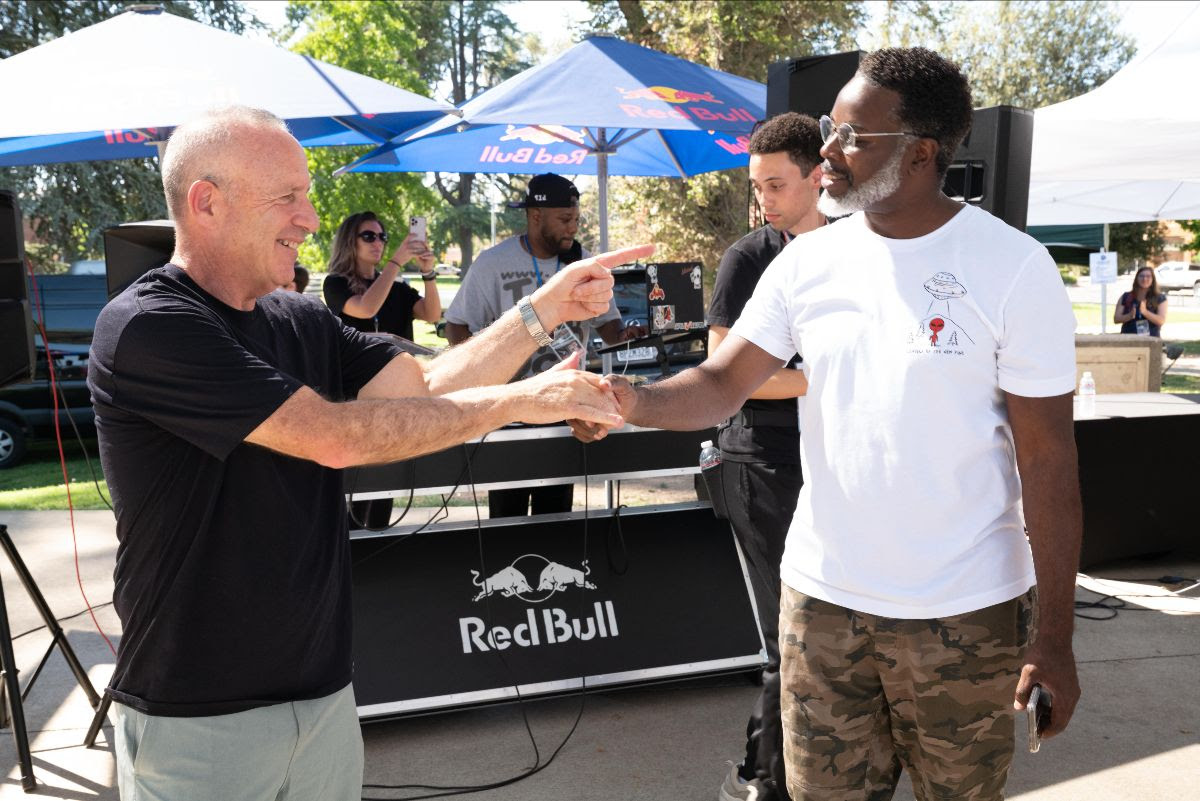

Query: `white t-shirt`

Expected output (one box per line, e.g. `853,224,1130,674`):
731,205,1076,618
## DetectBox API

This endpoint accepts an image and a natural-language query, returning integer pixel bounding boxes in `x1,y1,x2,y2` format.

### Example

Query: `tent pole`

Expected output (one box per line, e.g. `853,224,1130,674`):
1101,224,1110,334
597,128,609,253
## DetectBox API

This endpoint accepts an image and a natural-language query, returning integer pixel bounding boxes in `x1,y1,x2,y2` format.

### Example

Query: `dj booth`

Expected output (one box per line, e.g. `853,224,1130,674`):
345,423,769,720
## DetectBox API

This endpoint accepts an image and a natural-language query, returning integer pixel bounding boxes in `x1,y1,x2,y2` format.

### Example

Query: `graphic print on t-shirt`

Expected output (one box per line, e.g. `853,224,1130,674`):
907,271,976,354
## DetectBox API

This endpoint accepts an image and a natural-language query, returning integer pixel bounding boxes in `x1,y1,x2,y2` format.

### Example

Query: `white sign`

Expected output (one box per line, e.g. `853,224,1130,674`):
1090,251,1119,284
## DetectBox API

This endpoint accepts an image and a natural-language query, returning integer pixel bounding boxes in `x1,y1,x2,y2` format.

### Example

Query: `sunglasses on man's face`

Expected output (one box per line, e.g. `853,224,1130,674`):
357,231,388,244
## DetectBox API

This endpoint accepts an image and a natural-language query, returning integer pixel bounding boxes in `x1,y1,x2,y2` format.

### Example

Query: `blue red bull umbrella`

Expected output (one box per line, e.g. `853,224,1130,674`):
338,35,766,249
0,8,456,167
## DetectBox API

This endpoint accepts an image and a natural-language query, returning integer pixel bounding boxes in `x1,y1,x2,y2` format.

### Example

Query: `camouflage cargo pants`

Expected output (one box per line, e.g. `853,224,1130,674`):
779,585,1036,801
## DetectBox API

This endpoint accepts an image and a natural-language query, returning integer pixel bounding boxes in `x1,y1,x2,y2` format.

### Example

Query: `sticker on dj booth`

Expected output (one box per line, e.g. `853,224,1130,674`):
652,304,675,331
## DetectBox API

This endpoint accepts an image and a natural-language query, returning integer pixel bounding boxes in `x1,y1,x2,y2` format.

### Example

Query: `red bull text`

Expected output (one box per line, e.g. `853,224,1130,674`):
459,601,620,654
479,145,587,167
615,85,754,124
103,128,165,145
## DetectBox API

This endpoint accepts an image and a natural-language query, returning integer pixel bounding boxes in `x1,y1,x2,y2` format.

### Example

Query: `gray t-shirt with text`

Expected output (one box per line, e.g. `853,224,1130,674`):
445,235,620,376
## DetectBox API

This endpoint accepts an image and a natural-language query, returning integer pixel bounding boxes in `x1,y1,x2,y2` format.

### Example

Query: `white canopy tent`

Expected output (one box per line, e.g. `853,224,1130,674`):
1026,4,1200,225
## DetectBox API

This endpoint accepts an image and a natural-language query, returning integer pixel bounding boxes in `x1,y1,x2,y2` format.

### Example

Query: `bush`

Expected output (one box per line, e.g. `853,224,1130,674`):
1058,263,1078,285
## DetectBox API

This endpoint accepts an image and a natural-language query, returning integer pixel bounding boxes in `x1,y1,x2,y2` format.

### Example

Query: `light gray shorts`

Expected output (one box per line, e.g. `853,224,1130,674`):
112,683,363,801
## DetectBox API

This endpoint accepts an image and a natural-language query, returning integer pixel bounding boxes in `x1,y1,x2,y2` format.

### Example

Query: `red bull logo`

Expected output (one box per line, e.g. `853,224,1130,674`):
498,124,585,146
103,127,168,145
617,85,722,104
479,143,587,167
460,555,618,654
614,85,755,125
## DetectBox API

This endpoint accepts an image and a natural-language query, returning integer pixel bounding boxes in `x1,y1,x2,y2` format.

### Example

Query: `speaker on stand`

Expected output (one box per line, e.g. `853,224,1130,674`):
0,190,36,391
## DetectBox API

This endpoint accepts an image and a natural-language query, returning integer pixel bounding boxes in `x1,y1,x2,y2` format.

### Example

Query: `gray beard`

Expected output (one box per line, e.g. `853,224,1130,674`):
817,142,908,217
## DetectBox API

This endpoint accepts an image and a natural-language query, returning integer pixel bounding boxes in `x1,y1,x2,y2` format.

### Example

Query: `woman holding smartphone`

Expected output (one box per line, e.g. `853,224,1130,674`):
324,211,441,340
1114,265,1168,336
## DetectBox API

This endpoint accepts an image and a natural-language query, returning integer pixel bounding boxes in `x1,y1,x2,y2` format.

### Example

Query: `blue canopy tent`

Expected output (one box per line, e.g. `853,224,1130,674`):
339,35,766,250
0,7,457,166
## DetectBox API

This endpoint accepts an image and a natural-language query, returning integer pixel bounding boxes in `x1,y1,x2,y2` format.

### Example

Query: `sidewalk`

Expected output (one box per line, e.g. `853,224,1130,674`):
0,510,1195,800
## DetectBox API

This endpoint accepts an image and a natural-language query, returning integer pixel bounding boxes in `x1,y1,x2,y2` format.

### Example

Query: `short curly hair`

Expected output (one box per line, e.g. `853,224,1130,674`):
858,48,973,177
748,112,823,174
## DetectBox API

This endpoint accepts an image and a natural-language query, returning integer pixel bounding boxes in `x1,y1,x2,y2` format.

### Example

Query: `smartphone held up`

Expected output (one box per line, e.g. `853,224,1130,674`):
409,215,427,243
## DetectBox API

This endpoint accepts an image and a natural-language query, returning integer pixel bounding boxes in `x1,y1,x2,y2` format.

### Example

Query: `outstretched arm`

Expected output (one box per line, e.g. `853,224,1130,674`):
570,334,784,441
246,352,622,468
709,325,807,400
424,244,654,395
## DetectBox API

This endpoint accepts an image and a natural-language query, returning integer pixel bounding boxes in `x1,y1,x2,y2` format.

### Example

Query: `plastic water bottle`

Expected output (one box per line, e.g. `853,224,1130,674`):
699,439,721,472
1078,371,1096,418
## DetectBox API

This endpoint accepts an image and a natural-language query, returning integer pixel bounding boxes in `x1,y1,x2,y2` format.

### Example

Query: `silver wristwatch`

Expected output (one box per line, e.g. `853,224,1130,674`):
517,296,553,347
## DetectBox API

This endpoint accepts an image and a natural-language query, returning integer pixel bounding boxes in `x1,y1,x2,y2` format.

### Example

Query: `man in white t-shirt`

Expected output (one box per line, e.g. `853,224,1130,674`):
572,48,1081,800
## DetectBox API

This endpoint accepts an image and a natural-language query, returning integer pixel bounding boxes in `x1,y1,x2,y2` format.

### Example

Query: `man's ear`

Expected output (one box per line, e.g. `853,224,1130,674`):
806,163,823,189
908,138,940,177
187,178,220,221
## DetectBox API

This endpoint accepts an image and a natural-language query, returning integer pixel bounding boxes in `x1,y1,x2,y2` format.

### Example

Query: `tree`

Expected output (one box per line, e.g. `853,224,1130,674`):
585,1,866,280
1178,221,1200,255
936,1,1136,108
281,1,535,273
404,0,537,273
0,1,256,270
1108,222,1166,268
283,1,436,271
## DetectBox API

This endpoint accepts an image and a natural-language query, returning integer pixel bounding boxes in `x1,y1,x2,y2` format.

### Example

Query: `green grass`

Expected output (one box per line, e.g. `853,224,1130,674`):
0,441,111,511
1161,373,1200,393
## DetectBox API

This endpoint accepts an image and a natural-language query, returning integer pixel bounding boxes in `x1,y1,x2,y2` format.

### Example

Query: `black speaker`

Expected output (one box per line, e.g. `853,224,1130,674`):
0,190,36,389
943,106,1034,231
766,51,865,119
103,220,176,300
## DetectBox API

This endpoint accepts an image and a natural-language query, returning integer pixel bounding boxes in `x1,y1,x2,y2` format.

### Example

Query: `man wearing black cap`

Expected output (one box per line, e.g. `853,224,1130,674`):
446,173,640,517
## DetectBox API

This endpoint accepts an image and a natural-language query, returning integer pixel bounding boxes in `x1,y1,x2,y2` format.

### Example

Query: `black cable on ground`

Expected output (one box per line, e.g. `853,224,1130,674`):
1074,575,1198,620
9,600,115,642
361,436,594,800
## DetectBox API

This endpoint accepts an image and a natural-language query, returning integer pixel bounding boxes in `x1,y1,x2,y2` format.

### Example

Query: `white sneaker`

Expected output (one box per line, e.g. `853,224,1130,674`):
718,762,762,801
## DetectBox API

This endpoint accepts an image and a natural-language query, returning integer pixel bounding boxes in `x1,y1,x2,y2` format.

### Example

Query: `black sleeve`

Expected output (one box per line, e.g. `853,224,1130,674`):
397,280,421,310
334,319,404,397
322,274,353,317
105,308,302,461
707,245,761,329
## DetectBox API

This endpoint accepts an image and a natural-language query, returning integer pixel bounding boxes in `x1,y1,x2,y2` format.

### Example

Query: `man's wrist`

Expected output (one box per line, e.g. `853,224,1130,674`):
517,295,553,347
527,289,562,331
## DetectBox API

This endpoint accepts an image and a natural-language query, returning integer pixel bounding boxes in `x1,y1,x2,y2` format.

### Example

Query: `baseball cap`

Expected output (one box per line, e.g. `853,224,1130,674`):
508,173,580,209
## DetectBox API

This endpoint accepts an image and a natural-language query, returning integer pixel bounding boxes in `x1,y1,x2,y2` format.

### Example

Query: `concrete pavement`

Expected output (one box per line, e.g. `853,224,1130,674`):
0,509,1195,800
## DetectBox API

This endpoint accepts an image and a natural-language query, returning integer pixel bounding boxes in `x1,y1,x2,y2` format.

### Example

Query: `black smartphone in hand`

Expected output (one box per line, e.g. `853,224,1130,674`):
1027,684,1053,753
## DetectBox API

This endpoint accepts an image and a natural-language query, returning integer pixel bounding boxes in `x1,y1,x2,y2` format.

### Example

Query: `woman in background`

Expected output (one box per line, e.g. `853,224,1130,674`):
1114,266,1168,336
324,211,440,340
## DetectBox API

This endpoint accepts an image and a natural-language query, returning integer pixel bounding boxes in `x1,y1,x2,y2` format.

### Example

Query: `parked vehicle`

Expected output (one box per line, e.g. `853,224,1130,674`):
1154,260,1200,294
0,274,107,468
0,344,93,468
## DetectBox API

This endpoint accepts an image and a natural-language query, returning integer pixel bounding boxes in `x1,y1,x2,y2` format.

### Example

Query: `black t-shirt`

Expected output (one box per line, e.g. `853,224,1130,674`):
707,225,800,464
88,265,399,716
323,272,422,340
